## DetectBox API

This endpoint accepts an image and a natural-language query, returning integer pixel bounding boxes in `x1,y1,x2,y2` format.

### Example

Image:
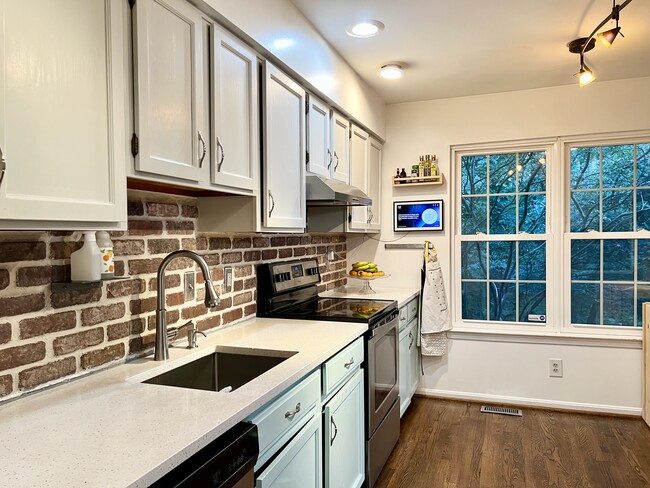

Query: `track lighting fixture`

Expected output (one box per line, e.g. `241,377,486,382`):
567,0,634,86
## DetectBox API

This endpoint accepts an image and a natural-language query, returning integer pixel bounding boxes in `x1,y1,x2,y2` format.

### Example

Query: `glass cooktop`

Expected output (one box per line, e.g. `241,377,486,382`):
278,297,397,324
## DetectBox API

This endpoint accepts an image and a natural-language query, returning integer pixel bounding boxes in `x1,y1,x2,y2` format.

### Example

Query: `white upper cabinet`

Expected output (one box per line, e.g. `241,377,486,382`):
367,136,382,231
348,125,369,232
331,112,350,183
211,25,259,192
132,0,207,182
0,0,127,229
307,96,331,179
262,62,306,230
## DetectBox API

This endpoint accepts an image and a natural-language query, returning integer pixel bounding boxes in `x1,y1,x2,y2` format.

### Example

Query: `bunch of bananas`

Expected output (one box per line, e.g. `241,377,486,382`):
349,261,385,278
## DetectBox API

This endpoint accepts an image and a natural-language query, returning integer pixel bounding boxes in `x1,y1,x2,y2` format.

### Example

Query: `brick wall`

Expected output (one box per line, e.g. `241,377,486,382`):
0,191,347,401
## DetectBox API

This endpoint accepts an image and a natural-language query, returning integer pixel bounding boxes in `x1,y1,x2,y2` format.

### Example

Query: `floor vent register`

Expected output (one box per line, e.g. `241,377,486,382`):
480,405,523,417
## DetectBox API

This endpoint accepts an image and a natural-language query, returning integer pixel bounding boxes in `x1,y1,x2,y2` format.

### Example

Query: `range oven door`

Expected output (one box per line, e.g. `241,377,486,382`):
367,310,399,435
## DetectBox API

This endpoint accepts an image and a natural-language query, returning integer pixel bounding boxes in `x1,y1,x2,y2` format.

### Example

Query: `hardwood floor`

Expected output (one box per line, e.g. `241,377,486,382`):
375,397,650,488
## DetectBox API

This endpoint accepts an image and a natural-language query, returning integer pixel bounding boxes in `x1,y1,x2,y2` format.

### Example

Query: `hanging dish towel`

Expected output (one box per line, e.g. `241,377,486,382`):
420,241,451,356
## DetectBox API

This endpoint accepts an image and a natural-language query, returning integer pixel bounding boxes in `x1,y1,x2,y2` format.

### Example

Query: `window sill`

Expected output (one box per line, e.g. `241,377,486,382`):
448,328,642,349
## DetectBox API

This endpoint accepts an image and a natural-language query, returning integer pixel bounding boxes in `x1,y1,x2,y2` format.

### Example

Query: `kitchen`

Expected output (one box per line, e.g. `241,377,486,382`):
1,0,650,487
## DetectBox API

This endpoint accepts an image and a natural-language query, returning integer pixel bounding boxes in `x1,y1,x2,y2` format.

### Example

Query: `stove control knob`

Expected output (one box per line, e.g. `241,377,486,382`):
283,272,292,281
274,273,285,283
306,267,319,276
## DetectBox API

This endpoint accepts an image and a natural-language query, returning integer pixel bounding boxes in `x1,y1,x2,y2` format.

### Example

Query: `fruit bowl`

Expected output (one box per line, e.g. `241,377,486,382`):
347,271,389,294
348,261,387,293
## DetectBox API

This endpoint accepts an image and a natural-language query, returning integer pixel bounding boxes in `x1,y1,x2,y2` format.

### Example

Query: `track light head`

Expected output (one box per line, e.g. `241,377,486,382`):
579,63,596,87
597,27,622,47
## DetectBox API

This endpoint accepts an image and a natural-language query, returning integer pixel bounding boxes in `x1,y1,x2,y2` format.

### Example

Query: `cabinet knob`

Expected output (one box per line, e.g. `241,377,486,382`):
216,138,225,172
198,131,207,168
330,415,338,446
268,190,275,218
327,148,332,169
333,151,339,171
343,357,355,369
409,331,414,349
285,402,301,419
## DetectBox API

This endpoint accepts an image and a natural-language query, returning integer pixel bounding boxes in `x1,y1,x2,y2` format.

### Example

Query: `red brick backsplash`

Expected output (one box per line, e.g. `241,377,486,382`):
0,191,347,401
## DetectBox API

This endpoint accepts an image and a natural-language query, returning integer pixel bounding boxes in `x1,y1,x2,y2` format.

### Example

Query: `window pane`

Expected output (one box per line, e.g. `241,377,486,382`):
461,242,487,279
462,282,487,320
637,284,650,326
637,189,650,231
519,283,546,322
518,194,546,234
489,241,516,280
489,196,516,234
602,144,634,189
519,241,546,281
570,191,600,232
603,284,634,325
461,155,487,195
570,146,600,189
637,143,650,187
571,283,600,325
489,282,516,321
571,240,601,281
602,190,633,232
639,240,650,282
489,153,516,194
461,197,487,234
518,151,546,193
603,240,634,281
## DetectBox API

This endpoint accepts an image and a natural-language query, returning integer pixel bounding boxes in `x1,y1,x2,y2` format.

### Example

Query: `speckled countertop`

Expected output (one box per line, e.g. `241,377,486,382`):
320,285,420,308
0,317,367,488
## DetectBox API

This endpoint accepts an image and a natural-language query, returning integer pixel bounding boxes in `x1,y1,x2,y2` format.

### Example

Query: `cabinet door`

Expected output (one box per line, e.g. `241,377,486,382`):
212,26,258,192
398,325,411,417
331,112,350,183
367,137,382,232
348,125,368,232
323,369,365,488
408,322,420,398
0,0,127,226
262,62,306,230
133,0,206,182
307,96,331,178
255,413,322,488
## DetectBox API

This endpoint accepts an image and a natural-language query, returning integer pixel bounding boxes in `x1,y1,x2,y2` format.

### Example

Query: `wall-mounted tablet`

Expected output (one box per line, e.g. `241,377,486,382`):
393,200,443,232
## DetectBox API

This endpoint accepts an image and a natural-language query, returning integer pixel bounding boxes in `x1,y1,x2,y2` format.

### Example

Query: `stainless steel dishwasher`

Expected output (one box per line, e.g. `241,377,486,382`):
149,422,258,488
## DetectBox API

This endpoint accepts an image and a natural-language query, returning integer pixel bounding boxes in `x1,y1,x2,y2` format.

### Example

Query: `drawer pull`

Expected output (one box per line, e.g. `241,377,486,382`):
343,357,355,369
409,331,414,349
284,402,301,419
330,416,338,446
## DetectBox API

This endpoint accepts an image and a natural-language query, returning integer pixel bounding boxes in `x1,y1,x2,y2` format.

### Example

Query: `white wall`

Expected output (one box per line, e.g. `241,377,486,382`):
349,76,650,413
195,0,386,139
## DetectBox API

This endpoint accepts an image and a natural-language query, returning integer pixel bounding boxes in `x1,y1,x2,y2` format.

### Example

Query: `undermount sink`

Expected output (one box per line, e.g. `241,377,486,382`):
143,346,297,393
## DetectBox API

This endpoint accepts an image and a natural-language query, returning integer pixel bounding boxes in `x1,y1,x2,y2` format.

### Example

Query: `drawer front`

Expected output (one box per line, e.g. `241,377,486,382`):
398,306,409,331
249,370,321,458
322,337,364,397
407,297,419,322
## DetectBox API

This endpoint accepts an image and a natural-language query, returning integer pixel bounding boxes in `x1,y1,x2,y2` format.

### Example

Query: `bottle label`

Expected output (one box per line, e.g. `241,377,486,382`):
99,247,114,275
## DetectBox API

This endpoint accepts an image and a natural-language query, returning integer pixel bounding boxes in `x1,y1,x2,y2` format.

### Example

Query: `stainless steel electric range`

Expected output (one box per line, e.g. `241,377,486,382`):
256,258,400,487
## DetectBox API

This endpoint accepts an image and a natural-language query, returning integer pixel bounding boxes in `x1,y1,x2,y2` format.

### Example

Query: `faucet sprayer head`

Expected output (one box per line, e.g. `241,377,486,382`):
204,281,220,309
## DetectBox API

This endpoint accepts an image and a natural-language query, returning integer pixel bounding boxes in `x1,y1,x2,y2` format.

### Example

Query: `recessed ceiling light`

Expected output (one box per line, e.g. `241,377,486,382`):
378,64,403,80
346,20,384,38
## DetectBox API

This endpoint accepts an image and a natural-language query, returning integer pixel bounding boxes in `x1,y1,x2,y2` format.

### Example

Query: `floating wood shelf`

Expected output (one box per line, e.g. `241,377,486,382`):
51,276,128,293
392,175,443,187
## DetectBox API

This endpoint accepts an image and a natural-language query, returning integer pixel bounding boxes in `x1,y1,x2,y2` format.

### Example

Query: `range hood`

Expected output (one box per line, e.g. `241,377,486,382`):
306,175,372,207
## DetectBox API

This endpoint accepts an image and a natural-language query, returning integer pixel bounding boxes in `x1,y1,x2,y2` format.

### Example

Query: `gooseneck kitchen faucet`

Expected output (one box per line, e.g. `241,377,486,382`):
155,250,220,361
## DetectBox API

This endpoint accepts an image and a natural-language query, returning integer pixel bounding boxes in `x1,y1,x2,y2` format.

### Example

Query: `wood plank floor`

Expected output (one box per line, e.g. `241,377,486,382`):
375,397,650,488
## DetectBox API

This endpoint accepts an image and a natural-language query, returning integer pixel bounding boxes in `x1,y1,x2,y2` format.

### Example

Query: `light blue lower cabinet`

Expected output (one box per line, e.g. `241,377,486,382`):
255,412,323,488
323,368,365,488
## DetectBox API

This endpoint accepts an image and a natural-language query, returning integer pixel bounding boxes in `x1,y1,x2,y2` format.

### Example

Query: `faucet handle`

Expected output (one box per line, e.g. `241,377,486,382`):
167,327,179,339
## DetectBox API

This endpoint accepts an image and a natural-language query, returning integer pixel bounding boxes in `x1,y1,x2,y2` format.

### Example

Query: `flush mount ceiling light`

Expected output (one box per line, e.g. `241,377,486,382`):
567,0,634,87
346,20,384,38
378,64,403,80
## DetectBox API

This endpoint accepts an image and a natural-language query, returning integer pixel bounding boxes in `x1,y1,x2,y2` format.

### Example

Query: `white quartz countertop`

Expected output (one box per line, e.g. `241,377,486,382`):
320,284,420,308
0,317,367,488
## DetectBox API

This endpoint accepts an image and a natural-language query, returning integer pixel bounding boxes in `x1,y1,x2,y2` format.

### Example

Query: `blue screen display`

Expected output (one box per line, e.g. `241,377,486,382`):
394,201,443,231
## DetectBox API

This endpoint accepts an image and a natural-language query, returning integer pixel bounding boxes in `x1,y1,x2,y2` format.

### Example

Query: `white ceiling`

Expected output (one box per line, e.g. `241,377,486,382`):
289,0,650,104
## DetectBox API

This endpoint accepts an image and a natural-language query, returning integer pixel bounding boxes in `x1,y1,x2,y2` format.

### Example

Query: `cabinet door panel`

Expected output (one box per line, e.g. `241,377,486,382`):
331,112,350,183
307,96,330,178
0,0,126,224
324,369,365,488
212,26,258,191
133,0,204,181
348,125,368,231
263,63,305,230
408,322,420,398
398,325,411,417
367,137,382,231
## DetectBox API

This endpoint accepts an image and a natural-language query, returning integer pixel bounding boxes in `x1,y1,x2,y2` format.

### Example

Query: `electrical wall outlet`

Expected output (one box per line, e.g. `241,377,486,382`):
549,358,563,377
224,266,233,293
184,271,195,301
326,249,335,262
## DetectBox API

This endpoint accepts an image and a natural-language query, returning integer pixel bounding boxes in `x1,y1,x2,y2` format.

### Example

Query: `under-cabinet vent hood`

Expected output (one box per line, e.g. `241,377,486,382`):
306,175,371,207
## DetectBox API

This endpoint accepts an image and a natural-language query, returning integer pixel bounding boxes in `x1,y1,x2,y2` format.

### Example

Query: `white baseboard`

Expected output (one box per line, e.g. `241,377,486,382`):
416,387,643,417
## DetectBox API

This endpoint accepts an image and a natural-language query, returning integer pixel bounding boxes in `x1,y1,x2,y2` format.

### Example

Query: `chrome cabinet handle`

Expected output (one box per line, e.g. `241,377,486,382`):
330,415,338,446
343,357,355,369
327,149,332,169
216,138,224,172
0,146,5,189
268,190,275,218
334,151,339,171
409,331,414,349
285,402,301,419
198,131,207,168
